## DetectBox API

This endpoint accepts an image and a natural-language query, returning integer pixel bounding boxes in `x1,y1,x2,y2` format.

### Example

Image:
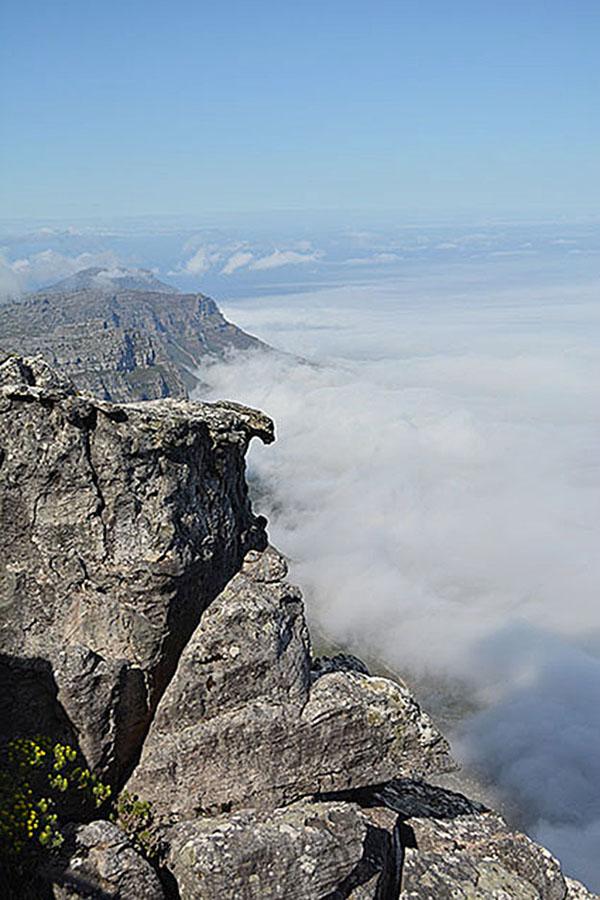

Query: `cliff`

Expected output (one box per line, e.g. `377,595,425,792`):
0,355,596,899
0,268,268,402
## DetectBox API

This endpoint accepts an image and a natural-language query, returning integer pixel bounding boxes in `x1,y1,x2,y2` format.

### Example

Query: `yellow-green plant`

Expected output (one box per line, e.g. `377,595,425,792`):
112,790,161,861
0,735,111,860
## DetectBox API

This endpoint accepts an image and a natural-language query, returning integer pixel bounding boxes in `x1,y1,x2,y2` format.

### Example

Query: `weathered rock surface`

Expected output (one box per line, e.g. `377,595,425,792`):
368,780,577,900
0,268,268,402
164,777,599,899
127,546,454,818
566,878,600,900
167,801,376,900
0,355,273,779
48,820,164,899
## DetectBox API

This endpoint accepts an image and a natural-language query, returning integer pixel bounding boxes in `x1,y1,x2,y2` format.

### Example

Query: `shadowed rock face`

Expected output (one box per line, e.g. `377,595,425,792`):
0,355,273,780
0,270,268,401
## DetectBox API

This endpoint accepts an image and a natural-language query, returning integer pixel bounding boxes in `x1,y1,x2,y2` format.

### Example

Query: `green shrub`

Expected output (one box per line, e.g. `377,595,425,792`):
111,790,162,861
0,735,111,863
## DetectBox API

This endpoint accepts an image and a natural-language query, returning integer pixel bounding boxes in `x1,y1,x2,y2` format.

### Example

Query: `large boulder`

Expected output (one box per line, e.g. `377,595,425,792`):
164,777,595,900
127,547,454,818
49,820,165,899
166,801,374,900
364,780,578,900
0,355,273,779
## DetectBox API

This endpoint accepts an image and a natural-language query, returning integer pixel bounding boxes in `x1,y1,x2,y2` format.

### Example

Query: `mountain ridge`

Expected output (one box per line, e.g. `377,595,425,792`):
0,268,269,401
37,266,179,295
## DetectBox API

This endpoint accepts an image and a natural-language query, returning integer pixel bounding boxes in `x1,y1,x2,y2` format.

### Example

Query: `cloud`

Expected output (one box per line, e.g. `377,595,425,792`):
195,273,600,889
220,250,254,275
0,253,22,300
458,625,600,892
344,252,401,266
174,246,222,276
1,249,121,293
249,249,322,271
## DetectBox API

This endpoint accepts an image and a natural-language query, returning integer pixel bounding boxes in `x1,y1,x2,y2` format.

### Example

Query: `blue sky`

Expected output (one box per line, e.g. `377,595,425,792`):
1,0,599,218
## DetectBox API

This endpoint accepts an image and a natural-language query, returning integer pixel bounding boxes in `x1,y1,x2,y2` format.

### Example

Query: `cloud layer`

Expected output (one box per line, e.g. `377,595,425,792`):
197,272,600,889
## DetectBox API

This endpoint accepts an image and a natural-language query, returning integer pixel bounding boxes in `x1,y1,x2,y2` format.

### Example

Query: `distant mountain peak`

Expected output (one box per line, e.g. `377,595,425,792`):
39,266,179,295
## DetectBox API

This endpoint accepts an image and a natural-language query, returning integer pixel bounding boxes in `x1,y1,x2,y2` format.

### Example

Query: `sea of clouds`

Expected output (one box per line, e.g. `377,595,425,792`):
197,263,600,889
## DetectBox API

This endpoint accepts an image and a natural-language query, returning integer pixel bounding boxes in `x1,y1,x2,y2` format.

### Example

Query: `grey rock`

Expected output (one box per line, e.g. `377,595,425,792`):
0,347,590,899
49,820,164,899
0,355,273,779
0,270,269,402
167,801,378,900
127,547,454,818
375,780,572,900
566,877,600,899
312,653,371,680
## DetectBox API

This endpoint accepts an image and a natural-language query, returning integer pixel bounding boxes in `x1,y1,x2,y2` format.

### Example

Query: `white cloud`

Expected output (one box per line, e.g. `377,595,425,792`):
196,273,600,889
249,249,322,271
0,253,22,300
344,252,401,266
2,249,121,292
175,246,222,276
220,250,254,275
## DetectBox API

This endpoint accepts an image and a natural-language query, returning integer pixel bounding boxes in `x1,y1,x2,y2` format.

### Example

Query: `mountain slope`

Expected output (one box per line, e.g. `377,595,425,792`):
0,268,268,401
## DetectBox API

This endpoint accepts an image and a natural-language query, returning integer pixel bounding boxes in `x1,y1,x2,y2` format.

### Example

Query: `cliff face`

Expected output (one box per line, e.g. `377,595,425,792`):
0,356,596,900
0,354,272,780
0,269,267,402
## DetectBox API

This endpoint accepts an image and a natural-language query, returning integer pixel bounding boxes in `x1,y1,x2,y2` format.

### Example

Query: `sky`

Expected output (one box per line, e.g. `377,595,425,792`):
1,0,599,218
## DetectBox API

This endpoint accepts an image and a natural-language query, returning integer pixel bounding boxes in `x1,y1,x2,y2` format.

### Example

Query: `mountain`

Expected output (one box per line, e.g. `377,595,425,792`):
40,266,179,295
0,268,268,402
0,353,596,900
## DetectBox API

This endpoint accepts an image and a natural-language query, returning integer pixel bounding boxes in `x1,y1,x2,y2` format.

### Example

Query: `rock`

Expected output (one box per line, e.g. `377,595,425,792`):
49,820,164,899
312,653,371,679
166,800,390,900
371,780,572,900
127,547,454,818
0,355,273,779
162,776,598,900
0,270,269,402
566,877,600,899
0,652,77,746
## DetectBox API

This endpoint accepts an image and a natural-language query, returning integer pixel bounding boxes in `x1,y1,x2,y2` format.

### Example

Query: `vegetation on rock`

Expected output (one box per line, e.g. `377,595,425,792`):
0,736,110,880
112,790,163,862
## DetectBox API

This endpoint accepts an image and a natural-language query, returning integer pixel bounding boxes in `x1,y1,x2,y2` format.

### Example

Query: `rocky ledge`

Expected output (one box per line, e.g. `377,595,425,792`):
0,356,597,899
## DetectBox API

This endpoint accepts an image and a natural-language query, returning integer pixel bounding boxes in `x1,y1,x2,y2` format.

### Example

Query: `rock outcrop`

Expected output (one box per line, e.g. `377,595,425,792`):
127,545,453,818
0,268,268,402
1,355,597,899
167,801,373,900
0,354,272,779
48,821,165,899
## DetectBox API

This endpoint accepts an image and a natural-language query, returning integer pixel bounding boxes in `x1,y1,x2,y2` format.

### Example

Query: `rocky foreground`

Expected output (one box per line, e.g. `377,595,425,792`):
0,354,596,899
